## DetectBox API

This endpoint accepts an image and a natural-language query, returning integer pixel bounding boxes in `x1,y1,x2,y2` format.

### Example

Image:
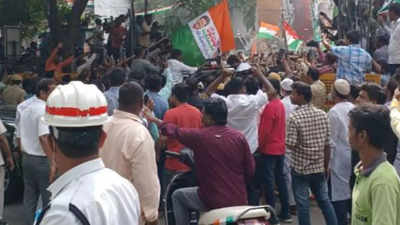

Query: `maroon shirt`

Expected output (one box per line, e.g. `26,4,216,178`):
161,123,255,209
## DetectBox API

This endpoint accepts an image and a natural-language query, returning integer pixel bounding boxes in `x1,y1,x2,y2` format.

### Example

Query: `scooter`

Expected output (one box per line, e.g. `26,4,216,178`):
162,150,277,225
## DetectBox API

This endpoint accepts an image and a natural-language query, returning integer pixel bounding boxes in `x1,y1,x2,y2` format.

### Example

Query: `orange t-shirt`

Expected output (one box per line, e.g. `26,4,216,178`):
163,103,202,171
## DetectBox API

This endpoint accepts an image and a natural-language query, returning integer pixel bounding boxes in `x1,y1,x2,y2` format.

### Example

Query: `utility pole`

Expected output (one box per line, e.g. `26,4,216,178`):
144,0,148,15
280,0,288,51
129,0,136,56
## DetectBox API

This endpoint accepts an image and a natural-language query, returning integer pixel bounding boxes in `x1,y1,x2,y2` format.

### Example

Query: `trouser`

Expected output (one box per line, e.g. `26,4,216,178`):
262,155,290,220
332,200,350,225
283,154,296,206
22,153,50,225
172,187,207,225
292,171,338,225
0,166,4,220
388,64,400,75
247,153,264,206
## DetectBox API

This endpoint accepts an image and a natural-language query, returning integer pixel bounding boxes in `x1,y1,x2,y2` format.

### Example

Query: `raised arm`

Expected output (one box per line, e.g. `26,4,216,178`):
252,65,275,94
204,69,232,96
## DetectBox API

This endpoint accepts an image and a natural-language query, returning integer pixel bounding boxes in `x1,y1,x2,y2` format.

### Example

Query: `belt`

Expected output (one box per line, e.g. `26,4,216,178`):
22,152,47,158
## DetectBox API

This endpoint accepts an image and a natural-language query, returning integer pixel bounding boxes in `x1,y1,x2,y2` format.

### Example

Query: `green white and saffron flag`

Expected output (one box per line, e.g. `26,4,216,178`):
379,0,400,14
283,22,303,52
257,22,280,39
171,0,236,66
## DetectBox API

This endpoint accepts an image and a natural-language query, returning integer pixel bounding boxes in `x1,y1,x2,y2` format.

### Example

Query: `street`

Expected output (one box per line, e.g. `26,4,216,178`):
4,202,325,225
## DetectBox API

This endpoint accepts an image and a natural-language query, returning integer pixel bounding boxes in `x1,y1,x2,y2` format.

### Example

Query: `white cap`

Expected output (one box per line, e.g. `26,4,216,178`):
281,78,294,91
333,79,351,96
42,81,109,127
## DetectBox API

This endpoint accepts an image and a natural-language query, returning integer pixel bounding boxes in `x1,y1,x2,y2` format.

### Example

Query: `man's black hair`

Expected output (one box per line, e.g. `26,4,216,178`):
346,30,361,44
389,2,400,16
360,83,386,104
170,49,182,59
227,55,241,67
171,83,190,103
119,81,144,108
224,77,245,95
145,74,164,92
245,77,260,95
51,126,102,158
203,98,228,126
292,81,312,103
35,78,55,97
349,105,391,149
109,67,126,86
268,78,281,96
307,68,320,81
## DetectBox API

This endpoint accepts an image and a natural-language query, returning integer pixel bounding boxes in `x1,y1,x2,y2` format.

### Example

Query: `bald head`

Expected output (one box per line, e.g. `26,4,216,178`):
118,81,144,114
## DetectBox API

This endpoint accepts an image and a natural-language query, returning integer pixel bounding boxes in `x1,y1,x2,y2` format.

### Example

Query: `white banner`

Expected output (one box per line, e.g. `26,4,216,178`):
188,12,221,59
94,0,131,18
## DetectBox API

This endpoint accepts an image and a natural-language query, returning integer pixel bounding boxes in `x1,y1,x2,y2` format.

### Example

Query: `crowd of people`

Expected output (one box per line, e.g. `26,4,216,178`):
0,2,398,225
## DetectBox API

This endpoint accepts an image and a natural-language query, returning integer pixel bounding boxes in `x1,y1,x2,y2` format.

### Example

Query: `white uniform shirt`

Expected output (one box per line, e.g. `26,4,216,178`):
0,120,7,166
212,90,268,153
388,18,400,64
15,96,35,139
328,101,355,201
167,59,197,86
19,96,49,156
40,159,140,225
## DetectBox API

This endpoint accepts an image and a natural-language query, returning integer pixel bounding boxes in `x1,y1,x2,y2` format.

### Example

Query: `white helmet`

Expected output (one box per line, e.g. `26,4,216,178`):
42,81,109,127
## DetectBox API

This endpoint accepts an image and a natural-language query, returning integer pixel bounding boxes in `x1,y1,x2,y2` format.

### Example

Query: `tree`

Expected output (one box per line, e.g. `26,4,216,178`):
47,0,89,56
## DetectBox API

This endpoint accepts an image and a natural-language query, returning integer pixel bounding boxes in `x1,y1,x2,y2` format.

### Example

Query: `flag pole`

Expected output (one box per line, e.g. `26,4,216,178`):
280,0,289,51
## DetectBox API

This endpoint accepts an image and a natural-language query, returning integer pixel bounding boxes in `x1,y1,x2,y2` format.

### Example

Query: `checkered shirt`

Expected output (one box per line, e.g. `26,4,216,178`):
331,45,372,86
286,104,330,175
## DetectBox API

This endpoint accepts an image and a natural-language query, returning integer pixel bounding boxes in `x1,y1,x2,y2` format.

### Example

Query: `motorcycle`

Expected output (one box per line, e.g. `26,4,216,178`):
162,149,277,225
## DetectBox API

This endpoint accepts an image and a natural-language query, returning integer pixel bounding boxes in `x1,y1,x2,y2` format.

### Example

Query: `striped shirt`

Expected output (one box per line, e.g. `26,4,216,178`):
286,104,330,175
332,45,372,85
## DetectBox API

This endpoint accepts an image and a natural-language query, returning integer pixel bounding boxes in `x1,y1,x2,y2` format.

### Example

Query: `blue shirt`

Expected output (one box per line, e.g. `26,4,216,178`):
104,86,120,115
332,45,372,85
147,91,169,120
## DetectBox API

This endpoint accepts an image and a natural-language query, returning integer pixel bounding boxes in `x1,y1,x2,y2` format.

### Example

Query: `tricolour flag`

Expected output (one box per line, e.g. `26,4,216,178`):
283,22,303,52
257,22,280,39
379,0,400,14
172,0,235,66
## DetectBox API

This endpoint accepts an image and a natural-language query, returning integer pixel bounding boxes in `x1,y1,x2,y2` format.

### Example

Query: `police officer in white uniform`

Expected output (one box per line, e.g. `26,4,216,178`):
35,81,141,225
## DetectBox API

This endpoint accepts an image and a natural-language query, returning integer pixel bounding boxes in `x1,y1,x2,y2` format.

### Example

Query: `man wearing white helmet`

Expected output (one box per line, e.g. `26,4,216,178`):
35,81,140,225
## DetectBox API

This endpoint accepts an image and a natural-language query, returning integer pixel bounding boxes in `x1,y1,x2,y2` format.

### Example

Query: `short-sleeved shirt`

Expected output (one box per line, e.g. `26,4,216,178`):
40,159,141,225
352,156,400,225
2,85,26,105
286,104,330,175
19,96,49,156
0,120,7,165
163,103,202,171
331,45,372,85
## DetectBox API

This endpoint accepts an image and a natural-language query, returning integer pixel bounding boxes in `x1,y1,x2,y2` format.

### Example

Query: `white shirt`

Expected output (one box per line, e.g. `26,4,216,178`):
282,96,296,120
327,101,355,201
0,120,7,166
212,90,268,153
40,159,140,225
236,62,251,72
167,59,197,85
15,96,35,139
388,18,400,64
18,96,49,156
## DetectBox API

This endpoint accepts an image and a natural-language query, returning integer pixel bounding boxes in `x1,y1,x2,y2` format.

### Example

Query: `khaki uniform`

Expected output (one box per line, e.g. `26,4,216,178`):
2,85,26,105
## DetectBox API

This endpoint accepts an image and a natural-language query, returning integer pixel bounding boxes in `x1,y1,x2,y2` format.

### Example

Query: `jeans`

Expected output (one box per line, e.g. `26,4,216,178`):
172,187,207,225
262,155,290,219
283,155,296,206
22,153,50,225
332,200,350,225
292,171,338,225
247,153,264,206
